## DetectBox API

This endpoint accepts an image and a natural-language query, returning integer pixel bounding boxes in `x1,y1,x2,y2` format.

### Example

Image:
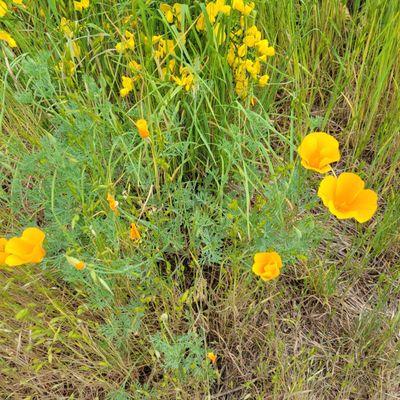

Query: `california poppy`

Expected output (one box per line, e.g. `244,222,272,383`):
207,352,217,364
4,228,46,267
318,172,378,223
252,251,282,281
298,132,340,173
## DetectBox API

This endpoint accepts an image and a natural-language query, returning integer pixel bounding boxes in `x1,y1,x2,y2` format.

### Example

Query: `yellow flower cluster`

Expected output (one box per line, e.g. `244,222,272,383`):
232,0,255,15
74,0,89,12
0,228,46,267
119,30,195,98
298,132,378,223
57,17,82,76
172,66,195,91
152,34,175,60
195,0,274,98
118,1,273,98
116,30,135,53
60,17,74,38
160,3,183,27
136,119,150,139
114,25,143,97
228,24,275,98
196,0,231,31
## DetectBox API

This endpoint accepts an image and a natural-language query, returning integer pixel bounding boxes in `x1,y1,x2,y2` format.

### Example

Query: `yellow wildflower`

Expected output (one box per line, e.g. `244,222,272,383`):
215,0,231,14
227,45,236,66
207,352,217,364
0,30,17,47
116,30,135,53
245,59,260,77
259,74,269,87
136,119,150,139
173,3,184,24
160,3,174,23
232,0,255,15
120,76,134,97
237,43,247,57
196,14,205,31
256,39,275,57
130,222,141,240
128,60,142,72
107,193,119,214
60,17,74,38
59,59,75,76
197,0,230,31
0,0,7,16
235,78,249,98
173,66,194,91
74,0,89,11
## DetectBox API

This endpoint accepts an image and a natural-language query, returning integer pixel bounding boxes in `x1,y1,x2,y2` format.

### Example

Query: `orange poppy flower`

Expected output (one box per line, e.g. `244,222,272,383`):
207,352,217,364
136,119,150,139
298,132,340,173
318,172,378,223
4,228,46,267
252,251,282,281
130,222,141,240
0,238,9,265
107,193,119,214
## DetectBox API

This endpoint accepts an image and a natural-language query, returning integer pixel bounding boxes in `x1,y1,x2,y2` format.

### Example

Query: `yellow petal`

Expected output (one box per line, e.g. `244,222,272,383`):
352,189,378,223
318,175,337,207
252,262,265,276
335,172,364,206
5,255,26,267
29,245,46,263
5,237,33,256
260,264,280,281
22,227,45,246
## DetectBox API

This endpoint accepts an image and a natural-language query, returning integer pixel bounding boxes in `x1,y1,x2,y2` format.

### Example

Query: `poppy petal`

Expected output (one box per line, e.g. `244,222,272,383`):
336,173,365,205
22,227,45,245
318,175,337,207
5,254,26,267
353,189,378,223
5,238,32,256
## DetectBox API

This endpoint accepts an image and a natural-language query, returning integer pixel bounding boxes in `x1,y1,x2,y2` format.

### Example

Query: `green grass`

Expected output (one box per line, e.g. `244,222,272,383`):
1,0,399,398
